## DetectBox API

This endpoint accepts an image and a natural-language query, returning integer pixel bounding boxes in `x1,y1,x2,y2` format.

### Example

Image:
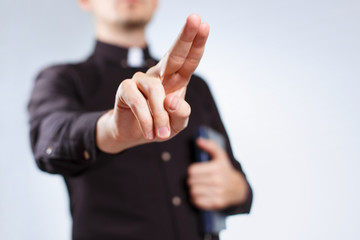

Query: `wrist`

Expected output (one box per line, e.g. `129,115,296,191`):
96,110,150,154
96,110,125,154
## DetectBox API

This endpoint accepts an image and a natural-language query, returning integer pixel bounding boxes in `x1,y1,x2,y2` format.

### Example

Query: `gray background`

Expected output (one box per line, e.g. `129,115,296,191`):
1,0,360,239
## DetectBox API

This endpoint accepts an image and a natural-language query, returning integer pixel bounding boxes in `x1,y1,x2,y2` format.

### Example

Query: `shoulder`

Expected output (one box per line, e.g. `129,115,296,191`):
33,60,96,98
36,57,95,82
36,64,71,80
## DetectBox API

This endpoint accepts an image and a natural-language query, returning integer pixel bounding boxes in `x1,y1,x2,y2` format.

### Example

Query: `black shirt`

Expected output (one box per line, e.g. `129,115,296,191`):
28,41,252,240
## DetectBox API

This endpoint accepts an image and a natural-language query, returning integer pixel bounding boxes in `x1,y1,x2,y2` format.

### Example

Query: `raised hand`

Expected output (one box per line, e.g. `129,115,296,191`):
96,14,210,153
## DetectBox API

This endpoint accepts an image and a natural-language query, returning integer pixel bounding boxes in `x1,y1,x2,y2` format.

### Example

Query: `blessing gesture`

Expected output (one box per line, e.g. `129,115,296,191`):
96,14,210,153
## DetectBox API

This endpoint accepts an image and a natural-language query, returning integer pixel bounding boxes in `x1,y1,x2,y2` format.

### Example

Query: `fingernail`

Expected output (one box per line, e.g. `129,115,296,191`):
146,130,154,140
158,126,170,138
169,96,179,111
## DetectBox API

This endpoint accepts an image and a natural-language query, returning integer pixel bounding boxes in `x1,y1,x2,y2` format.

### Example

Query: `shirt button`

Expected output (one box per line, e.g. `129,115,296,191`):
172,196,182,206
83,150,91,160
121,59,127,68
46,147,53,155
161,151,171,162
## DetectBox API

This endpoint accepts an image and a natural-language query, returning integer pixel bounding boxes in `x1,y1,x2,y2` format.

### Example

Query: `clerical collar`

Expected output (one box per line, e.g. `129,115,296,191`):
127,47,144,68
92,40,156,68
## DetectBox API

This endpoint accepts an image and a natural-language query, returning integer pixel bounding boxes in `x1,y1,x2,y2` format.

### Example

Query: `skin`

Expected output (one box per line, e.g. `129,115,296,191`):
78,0,249,211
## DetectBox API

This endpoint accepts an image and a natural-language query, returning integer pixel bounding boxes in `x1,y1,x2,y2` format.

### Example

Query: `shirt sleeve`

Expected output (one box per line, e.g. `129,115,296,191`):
28,65,104,176
195,77,253,215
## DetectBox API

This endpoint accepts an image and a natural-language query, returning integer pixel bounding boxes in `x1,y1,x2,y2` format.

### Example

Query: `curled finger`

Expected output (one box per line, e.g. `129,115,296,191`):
164,94,191,135
117,79,154,139
134,72,170,139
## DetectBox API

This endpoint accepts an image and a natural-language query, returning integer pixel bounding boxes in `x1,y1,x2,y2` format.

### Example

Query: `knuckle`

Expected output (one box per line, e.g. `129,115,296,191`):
194,197,202,206
190,187,197,196
152,107,167,117
192,198,199,206
128,96,143,108
213,198,224,209
196,200,208,209
146,65,158,76
147,78,163,94
169,53,185,65
153,111,169,126
179,103,191,118
215,187,225,196
133,71,145,79
176,101,191,119
116,80,135,107
120,79,133,88
118,79,133,94
186,56,201,66
197,201,206,209
208,164,218,175
150,75,162,84
187,165,195,175
212,176,222,186
137,115,151,127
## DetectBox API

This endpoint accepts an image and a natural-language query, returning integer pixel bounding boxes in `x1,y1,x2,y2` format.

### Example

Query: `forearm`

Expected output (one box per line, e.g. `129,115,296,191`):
30,111,103,175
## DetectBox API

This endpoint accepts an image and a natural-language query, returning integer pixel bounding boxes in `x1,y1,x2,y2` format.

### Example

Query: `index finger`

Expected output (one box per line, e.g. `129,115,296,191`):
159,14,201,78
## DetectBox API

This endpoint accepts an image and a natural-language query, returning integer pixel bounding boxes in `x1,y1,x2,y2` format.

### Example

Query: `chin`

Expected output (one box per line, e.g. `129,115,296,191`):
116,12,151,27
121,18,148,30
113,0,154,27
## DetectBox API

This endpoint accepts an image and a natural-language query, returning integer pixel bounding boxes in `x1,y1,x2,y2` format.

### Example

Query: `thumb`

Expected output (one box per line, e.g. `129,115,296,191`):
196,137,227,162
164,94,191,135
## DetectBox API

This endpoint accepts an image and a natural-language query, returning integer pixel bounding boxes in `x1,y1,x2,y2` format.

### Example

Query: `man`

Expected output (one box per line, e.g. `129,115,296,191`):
28,0,253,239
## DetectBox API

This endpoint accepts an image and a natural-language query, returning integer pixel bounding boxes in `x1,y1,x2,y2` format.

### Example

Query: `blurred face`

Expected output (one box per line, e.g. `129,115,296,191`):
83,0,158,29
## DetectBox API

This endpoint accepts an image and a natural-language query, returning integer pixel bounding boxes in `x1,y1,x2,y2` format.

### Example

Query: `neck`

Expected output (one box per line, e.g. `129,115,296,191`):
95,21,147,49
